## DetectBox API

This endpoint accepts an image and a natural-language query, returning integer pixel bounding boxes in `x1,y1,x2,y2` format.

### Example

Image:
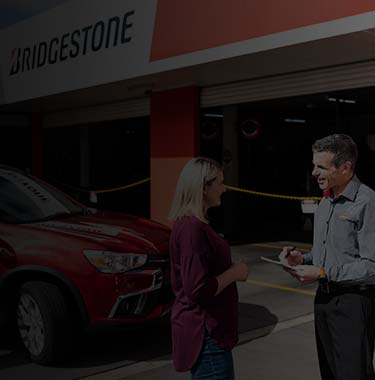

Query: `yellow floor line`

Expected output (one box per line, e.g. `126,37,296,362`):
246,279,316,296
252,243,310,253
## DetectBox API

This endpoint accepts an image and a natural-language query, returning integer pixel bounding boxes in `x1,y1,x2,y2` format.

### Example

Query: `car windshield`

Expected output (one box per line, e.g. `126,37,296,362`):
0,168,84,223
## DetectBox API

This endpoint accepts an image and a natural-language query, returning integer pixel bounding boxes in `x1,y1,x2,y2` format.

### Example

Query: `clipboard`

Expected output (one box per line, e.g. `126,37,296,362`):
260,256,297,271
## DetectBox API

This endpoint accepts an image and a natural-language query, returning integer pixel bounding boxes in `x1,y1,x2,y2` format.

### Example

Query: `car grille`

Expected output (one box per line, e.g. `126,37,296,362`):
145,254,169,267
113,285,173,319
145,254,170,284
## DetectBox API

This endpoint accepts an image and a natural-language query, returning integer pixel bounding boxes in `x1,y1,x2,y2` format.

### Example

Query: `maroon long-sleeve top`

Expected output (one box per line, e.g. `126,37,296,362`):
169,216,238,372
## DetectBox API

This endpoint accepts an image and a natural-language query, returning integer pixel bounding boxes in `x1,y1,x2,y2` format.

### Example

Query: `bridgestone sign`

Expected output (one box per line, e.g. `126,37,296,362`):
10,11,134,76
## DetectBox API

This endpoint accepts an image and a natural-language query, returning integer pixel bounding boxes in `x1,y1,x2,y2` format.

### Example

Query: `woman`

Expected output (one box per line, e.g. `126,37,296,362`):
169,157,249,380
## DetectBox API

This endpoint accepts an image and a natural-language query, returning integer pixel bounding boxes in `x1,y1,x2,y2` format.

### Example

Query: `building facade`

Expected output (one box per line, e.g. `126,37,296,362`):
1,0,375,238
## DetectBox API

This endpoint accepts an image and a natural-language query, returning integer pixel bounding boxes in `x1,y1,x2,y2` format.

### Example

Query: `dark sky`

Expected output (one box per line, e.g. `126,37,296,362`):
0,0,68,29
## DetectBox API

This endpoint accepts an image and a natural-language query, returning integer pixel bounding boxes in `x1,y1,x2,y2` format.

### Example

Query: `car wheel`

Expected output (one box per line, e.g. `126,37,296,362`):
16,281,73,364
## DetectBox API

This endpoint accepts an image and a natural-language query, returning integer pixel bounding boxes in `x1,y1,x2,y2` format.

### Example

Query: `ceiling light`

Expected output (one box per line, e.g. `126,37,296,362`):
284,118,306,124
327,97,356,104
203,113,224,118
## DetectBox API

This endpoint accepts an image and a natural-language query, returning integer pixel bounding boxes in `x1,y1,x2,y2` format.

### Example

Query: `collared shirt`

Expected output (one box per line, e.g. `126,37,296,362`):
304,175,375,284
169,216,238,371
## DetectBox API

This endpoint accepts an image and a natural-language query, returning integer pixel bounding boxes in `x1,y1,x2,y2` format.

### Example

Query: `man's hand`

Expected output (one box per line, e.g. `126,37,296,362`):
279,246,303,266
288,265,320,283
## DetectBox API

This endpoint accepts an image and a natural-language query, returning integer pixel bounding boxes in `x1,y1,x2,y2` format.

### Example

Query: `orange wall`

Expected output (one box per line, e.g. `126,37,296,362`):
151,0,375,61
150,87,200,225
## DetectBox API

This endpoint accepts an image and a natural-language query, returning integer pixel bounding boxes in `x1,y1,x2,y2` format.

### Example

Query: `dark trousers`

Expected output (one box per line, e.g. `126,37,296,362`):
191,334,234,380
315,289,375,380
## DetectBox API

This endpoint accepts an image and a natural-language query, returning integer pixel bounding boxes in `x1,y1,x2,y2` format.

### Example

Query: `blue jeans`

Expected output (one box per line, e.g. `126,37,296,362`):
191,334,234,380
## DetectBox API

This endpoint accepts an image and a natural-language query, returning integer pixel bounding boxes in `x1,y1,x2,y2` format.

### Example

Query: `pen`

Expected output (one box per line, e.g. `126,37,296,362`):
285,246,296,258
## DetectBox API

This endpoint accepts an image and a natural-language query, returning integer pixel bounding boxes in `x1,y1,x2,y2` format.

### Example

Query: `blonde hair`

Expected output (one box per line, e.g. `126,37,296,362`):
168,157,223,222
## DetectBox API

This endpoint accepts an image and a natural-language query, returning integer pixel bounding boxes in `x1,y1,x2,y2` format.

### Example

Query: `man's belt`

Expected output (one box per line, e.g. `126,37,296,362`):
318,279,375,295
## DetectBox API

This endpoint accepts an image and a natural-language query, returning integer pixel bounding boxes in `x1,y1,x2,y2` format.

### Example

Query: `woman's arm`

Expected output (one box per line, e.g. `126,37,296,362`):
215,262,249,295
178,221,248,303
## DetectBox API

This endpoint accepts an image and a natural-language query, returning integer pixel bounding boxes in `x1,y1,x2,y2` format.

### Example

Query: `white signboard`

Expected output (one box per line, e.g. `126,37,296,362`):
0,0,157,104
1,0,374,105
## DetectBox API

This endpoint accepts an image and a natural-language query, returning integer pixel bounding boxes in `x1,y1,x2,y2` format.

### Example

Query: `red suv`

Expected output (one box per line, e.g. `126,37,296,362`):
0,166,172,364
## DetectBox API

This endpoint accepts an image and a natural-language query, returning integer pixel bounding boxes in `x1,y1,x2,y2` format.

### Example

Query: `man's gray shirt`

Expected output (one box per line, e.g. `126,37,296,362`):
304,176,375,284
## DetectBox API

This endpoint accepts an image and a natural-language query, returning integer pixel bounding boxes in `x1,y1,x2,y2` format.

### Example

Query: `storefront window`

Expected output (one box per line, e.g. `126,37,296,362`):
201,86,375,241
44,116,150,217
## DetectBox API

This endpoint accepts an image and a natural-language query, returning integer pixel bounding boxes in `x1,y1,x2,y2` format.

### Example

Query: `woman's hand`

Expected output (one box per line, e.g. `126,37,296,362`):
230,262,249,281
215,262,249,295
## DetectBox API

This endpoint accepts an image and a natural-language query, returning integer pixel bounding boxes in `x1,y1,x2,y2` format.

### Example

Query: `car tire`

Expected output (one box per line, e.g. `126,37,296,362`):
16,281,73,364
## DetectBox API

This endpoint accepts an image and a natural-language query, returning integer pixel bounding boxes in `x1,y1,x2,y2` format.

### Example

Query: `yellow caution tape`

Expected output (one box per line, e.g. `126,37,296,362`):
56,177,320,201
56,178,150,194
93,178,150,194
225,184,321,201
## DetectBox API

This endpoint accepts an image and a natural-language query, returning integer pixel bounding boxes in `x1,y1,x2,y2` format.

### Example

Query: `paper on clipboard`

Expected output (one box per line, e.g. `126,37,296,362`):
260,256,297,271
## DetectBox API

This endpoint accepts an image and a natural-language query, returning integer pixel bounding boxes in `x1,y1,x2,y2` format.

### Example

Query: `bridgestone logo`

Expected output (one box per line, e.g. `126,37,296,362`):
9,10,135,76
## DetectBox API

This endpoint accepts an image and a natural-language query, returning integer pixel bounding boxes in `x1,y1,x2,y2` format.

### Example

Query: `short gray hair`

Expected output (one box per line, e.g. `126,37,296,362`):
312,134,358,169
168,157,223,221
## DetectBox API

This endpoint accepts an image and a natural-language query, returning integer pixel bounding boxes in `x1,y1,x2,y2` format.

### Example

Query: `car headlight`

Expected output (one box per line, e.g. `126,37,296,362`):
83,250,147,273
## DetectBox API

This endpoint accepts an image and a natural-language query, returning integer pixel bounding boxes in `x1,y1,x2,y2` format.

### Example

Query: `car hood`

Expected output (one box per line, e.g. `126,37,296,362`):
27,211,171,254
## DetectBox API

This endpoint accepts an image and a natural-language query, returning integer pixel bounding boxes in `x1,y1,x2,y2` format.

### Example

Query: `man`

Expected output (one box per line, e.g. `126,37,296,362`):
280,134,375,380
